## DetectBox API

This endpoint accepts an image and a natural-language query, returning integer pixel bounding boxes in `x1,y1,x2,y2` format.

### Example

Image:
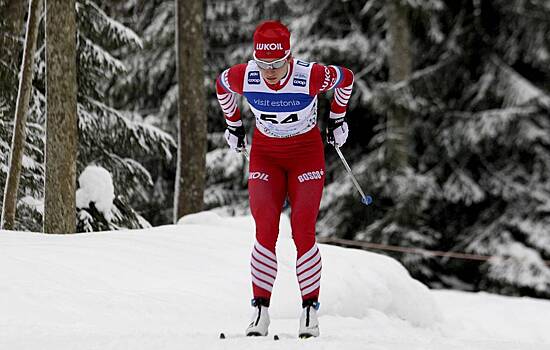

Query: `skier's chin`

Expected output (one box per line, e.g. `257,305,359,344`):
266,77,278,84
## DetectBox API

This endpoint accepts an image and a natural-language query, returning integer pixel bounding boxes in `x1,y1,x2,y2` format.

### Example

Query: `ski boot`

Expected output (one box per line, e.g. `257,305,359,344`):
245,298,270,336
299,299,320,338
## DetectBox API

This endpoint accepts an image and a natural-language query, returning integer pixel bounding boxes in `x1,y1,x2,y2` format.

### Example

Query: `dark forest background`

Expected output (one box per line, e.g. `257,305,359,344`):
1,0,550,298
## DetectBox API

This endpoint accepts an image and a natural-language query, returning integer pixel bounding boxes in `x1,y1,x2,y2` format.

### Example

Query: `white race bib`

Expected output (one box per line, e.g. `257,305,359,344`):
243,59,318,138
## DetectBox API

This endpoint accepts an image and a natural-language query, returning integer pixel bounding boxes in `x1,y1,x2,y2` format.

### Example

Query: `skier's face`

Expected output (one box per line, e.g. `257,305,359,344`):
257,57,291,85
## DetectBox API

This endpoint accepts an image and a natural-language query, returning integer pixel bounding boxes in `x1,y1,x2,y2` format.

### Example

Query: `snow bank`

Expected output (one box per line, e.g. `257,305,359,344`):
178,211,440,326
3,211,550,349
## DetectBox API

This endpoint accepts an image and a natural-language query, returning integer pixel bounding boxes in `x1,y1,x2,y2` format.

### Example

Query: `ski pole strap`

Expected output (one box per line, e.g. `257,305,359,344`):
334,146,372,205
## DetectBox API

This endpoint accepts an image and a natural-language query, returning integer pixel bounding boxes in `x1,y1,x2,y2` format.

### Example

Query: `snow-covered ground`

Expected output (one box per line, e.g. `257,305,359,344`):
2,212,550,350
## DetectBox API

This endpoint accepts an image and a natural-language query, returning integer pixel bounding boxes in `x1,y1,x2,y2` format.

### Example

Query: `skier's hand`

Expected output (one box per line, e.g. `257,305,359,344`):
327,113,349,147
224,123,247,152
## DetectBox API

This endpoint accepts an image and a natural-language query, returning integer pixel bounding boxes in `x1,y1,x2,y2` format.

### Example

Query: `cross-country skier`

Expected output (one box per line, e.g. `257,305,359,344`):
215,20,354,338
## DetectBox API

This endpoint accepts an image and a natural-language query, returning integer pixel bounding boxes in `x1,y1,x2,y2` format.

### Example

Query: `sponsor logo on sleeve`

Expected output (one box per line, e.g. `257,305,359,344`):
248,71,261,85
320,66,333,91
296,60,311,67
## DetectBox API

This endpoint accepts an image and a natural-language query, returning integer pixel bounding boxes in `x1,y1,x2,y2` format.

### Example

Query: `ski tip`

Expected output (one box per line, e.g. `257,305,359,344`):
273,334,279,341
219,332,226,339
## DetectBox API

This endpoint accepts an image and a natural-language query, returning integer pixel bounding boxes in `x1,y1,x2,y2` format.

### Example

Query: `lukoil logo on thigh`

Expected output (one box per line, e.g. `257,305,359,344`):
249,172,270,181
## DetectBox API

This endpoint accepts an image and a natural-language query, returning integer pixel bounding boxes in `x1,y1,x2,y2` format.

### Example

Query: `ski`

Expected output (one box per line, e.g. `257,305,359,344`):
219,332,279,340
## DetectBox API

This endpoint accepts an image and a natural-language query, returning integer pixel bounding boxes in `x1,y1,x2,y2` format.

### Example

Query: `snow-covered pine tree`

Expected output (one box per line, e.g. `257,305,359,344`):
0,0,175,231
72,0,176,230
436,0,550,297
377,0,550,298
314,0,550,298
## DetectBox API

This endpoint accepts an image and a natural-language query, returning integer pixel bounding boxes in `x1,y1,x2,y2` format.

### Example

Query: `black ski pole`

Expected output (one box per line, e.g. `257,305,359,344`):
334,145,373,205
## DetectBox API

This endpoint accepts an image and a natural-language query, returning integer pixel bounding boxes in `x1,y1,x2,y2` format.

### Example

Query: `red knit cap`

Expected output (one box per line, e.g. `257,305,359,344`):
253,21,291,60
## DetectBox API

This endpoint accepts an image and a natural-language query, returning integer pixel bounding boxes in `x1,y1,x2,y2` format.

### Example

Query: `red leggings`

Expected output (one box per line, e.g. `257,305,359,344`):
248,127,324,302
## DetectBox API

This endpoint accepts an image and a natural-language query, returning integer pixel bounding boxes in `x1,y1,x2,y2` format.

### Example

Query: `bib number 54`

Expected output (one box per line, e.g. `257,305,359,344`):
260,113,298,124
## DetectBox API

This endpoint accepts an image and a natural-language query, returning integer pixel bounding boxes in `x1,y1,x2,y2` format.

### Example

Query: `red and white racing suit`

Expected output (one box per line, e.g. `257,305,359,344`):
216,58,354,302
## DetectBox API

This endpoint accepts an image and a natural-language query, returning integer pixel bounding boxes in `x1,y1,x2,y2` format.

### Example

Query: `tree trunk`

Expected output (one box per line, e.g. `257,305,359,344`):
1,0,43,231
173,0,207,223
386,0,412,172
43,0,77,234
386,1,416,228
